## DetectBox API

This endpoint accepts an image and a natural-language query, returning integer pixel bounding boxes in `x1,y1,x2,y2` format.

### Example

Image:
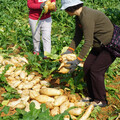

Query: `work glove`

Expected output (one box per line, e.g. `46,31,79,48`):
61,49,72,55
40,2,46,9
66,58,81,73
61,47,75,55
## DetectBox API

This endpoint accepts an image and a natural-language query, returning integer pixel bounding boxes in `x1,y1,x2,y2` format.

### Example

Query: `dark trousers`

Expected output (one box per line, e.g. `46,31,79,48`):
83,47,116,104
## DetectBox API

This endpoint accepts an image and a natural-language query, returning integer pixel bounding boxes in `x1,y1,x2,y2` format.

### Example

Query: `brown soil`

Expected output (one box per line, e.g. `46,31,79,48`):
0,75,120,119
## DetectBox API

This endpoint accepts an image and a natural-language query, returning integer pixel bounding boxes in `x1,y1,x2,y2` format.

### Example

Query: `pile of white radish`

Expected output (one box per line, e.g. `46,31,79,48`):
0,55,94,120
58,54,84,74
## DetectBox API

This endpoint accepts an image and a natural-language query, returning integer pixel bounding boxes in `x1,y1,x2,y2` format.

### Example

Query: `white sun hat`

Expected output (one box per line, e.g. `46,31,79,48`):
61,0,83,10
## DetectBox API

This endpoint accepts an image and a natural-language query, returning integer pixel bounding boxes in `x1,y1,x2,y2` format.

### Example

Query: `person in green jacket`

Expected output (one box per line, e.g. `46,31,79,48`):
61,0,116,107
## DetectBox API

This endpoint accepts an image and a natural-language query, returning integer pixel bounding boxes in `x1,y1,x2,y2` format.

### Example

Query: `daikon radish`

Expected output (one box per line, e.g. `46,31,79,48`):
17,56,28,64
24,102,30,112
30,100,41,109
21,90,30,97
68,94,77,103
60,100,70,113
40,88,62,96
5,66,16,75
23,82,34,89
54,95,68,107
69,102,75,107
7,76,16,81
45,101,54,109
20,71,27,80
14,69,22,77
50,107,60,116
74,102,86,107
10,58,21,67
79,104,94,120
30,90,40,99
40,80,50,87
35,95,55,103
58,67,69,74
69,108,83,116
31,77,40,85
7,99,22,107
48,2,56,11
66,54,76,61
3,60,14,65
64,115,77,120
32,84,41,92
17,90,23,94
21,96,30,105
27,74,35,81
18,82,25,90
14,102,25,109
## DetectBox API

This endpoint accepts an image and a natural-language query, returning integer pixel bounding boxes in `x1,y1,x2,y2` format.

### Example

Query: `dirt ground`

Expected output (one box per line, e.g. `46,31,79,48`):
0,75,120,119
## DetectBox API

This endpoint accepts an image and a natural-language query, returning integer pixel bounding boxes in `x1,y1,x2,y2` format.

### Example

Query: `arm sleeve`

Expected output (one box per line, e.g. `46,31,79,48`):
27,0,42,9
78,16,95,59
69,18,83,50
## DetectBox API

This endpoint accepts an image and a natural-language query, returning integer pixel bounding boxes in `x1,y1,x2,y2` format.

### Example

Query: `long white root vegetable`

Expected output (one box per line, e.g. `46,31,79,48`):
40,88,62,96
50,107,60,116
79,104,94,120
60,100,70,113
69,108,83,116
35,95,55,103
54,95,68,107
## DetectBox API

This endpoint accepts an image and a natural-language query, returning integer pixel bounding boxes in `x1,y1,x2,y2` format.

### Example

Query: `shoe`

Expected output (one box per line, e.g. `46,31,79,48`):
43,56,49,59
88,101,108,107
33,52,39,55
80,97,94,102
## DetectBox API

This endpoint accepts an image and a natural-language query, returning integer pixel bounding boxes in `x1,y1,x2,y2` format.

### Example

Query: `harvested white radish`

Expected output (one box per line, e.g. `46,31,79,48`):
32,84,41,92
54,95,68,107
5,66,16,75
69,108,83,116
14,69,22,77
7,76,16,81
10,58,21,67
40,88,62,96
30,90,40,99
60,100,70,113
23,82,34,89
20,71,27,80
30,100,41,109
35,95,55,103
79,104,94,120
68,94,77,103
50,107,60,116
7,99,21,108
3,60,14,66
18,82,25,90
74,102,86,107
69,102,75,107
27,74,35,81
31,78,40,85
21,90,30,97
17,56,28,64
24,102,30,112
14,102,25,109
58,67,69,74
21,96,30,105
40,80,50,87
45,101,54,109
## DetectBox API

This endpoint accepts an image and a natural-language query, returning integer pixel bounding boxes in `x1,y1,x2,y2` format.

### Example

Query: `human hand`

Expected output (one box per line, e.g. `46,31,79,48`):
66,59,81,73
40,2,46,9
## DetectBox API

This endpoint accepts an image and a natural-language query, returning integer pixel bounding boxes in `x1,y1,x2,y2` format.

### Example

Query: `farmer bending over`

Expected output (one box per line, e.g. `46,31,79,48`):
61,0,117,107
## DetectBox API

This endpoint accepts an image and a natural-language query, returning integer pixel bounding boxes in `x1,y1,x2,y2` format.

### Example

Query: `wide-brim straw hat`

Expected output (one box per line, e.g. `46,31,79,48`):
61,0,83,10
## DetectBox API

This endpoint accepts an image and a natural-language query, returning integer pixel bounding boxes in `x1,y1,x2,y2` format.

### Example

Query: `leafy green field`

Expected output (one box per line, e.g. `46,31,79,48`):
0,0,120,119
